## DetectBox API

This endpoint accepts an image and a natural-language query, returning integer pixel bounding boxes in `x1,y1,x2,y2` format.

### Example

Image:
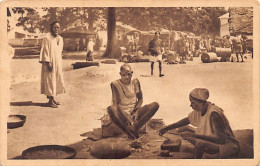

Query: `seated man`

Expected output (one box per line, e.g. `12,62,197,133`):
158,88,240,158
165,49,179,64
107,63,159,139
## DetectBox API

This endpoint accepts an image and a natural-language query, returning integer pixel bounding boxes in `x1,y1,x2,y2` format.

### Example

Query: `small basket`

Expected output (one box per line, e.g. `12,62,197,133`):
7,115,26,129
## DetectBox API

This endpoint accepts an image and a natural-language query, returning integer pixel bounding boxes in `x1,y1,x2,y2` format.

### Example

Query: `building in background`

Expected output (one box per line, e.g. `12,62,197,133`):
61,26,97,51
8,27,43,47
219,13,230,37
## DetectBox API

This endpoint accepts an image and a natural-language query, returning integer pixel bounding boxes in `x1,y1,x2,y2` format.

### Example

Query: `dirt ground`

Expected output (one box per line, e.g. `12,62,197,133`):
7,55,254,159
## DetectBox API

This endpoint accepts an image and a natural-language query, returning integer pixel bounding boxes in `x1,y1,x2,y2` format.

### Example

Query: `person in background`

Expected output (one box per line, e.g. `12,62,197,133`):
107,64,159,139
189,39,195,57
223,35,231,48
184,37,190,60
205,36,211,51
199,38,205,49
176,35,187,64
39,21,65,108
75,38,80,51
86,37,95,61
148,31,164,77
165,49,179,64
234,33,244,62
194,38,200,57
158,88,240,159
241,35,248,55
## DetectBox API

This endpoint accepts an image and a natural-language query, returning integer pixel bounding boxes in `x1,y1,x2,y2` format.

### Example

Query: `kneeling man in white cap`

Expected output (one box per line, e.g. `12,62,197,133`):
158,88,240,159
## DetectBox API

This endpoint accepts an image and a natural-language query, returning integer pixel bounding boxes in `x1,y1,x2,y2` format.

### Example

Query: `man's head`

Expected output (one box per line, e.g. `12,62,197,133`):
154,31,160,39
120,63,133,84
189,88,209,112
50,21,60,37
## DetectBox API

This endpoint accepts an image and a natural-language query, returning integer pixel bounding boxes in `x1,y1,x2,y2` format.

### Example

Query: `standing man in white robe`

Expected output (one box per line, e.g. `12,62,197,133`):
86,37,95,61
39,21,65,108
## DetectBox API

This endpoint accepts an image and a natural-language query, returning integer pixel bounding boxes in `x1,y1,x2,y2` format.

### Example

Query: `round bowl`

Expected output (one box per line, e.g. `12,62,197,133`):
22,145,76,159
7,115,26,129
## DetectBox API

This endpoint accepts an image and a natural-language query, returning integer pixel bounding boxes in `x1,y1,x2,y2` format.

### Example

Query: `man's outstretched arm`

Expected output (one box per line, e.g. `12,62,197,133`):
158,117,190,136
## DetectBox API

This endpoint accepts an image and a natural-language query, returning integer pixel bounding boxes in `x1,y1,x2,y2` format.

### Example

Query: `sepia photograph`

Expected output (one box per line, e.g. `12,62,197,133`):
0,0,259,165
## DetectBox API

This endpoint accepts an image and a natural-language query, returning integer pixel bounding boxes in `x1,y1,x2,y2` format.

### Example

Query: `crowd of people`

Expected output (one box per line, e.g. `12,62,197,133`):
154,32,251,64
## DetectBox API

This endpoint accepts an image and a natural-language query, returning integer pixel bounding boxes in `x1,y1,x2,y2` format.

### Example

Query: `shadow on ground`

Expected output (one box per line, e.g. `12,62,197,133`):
10,101,48,107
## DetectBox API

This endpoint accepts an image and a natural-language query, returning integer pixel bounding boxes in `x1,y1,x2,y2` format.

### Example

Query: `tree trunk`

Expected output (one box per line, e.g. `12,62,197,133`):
103,7,121,59
87,9,94,31
49,8,57,23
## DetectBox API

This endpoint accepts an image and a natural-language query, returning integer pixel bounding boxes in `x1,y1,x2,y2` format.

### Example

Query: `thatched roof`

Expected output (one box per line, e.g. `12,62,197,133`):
229,7,253,35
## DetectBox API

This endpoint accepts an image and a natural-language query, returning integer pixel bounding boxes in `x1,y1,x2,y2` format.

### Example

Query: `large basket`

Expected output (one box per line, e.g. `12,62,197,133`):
22,145,76,159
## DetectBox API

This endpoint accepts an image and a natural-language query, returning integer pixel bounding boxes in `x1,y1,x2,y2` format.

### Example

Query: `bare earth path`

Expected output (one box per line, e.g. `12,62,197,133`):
8,57,253,159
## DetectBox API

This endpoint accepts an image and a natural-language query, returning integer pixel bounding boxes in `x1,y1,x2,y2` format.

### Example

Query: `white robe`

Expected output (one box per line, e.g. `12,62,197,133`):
39,33,65,96
87,40,95,52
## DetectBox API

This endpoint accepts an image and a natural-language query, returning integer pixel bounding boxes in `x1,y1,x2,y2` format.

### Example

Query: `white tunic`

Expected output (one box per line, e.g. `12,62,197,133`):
111,78,140,114
87,40,95,52
39,33,65,96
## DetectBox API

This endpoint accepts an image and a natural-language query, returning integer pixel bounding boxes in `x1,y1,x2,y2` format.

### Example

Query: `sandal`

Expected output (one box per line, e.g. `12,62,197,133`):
48,100,58,108
53,100,60,105
47,96,60,105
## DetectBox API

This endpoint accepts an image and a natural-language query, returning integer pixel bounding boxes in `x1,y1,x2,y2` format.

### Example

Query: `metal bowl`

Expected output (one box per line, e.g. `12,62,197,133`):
7,115,26,129
22,145,76,159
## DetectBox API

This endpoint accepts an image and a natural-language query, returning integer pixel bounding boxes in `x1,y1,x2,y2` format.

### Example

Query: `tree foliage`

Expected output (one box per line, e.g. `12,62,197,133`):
10,7,106,33
10,7,226,35
11,8,41,33
116,7,227,35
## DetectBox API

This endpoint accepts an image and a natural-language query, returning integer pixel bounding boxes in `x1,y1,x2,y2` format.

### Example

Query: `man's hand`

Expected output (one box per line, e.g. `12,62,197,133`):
131,112,137,122
180,131,196,140
158,128,167,136
47,62,53,71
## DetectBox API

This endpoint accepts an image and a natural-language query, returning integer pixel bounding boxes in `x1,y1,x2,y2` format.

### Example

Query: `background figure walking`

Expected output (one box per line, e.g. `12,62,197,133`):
86,38,95,61
148,31,164,77
39,21,65,108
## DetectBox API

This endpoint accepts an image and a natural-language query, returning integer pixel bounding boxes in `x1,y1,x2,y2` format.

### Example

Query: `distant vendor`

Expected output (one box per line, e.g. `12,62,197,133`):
158,88,240,159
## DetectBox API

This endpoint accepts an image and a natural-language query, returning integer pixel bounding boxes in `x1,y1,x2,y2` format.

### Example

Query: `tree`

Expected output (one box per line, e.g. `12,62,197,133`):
11,7,42,33
84,8,105,31
102,7,121,59
116,7,227,36
39,7,106,33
